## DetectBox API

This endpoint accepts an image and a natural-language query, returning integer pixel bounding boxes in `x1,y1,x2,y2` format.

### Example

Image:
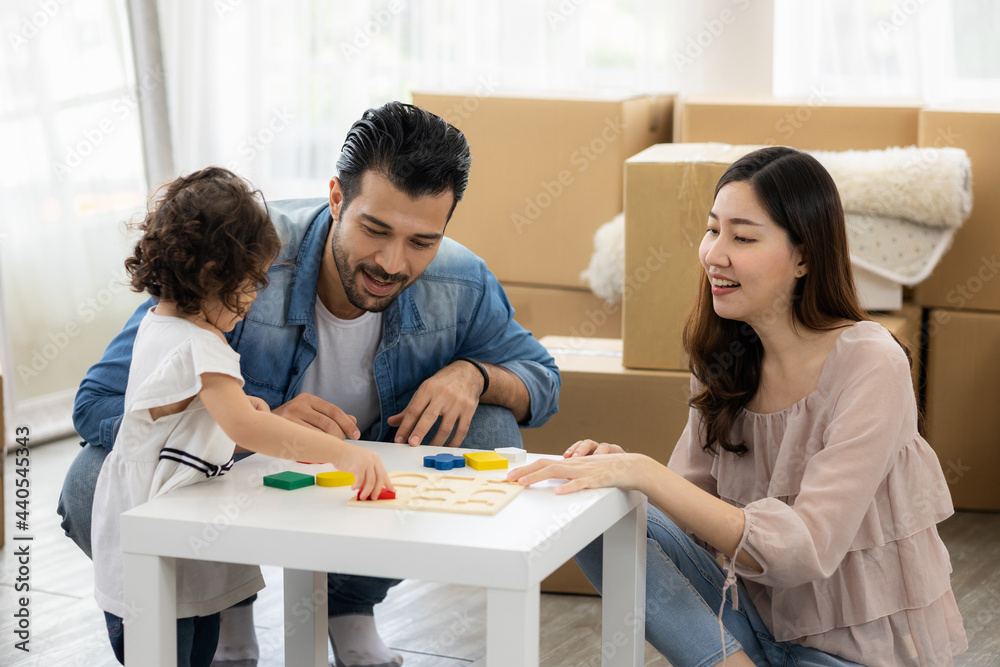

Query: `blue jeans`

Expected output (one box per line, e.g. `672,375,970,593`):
574,506,864,667
104,611,220,667
58,403,522,618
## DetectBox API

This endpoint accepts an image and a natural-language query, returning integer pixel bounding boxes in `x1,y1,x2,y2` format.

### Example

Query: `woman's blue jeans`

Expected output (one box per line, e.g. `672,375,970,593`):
574,506,863,667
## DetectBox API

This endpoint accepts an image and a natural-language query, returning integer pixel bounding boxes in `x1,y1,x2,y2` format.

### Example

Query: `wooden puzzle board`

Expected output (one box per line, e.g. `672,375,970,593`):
348,471,524,515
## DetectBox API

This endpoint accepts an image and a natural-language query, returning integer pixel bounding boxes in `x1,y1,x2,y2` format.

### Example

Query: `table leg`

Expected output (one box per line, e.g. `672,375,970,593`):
486,587,540,666
123,552,177,667
601,499,647,666
283,569,327,667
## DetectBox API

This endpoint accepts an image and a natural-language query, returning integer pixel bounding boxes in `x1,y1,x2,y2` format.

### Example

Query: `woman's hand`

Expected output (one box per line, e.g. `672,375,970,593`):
563,439,625,458
506,453,649,495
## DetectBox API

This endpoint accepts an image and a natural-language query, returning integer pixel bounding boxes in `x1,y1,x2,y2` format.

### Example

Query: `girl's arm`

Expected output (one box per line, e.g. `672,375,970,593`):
198,372,392,498
507,452,762,571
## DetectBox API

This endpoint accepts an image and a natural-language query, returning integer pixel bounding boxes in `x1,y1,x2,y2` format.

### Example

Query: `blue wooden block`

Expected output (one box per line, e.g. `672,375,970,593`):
423,453,466,470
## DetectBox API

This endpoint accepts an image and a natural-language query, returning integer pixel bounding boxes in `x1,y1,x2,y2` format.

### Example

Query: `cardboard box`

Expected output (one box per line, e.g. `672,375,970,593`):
523,337,691,594
914,109,1000,311
870,304,923,395
678,96,921,150
675,97,921,312
622,143,757,370
503,283,622,340
412,92,674,288
524,337,690,458
623,143,925,370
923,309,1000,511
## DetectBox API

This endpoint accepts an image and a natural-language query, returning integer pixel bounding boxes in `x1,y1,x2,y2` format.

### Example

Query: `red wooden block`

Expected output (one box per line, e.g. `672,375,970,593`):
355,488,396,501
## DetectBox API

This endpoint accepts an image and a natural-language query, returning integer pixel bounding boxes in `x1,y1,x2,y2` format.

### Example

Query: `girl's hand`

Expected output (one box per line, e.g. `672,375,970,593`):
563,439,626,458
248,396,270,413
506,453,648,495
333,442,394,500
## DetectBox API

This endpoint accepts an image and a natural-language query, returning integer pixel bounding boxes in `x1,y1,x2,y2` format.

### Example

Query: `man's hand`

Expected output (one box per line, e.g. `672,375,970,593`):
247,396,271,413
272,392,361,440
387,361,483,448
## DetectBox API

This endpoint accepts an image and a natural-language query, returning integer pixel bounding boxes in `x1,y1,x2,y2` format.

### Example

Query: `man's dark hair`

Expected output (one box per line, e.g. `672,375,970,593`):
335,102,472,220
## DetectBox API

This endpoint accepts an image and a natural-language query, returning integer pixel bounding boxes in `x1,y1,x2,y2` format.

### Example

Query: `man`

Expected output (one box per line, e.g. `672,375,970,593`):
59,101,560,667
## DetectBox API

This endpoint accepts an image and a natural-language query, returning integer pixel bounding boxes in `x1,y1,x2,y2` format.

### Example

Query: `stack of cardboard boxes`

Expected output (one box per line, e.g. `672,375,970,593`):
412,92,675,341
628,98,999,511
621,141,924,382
411,92,676,593
915,109,1000,512
411,93,999,594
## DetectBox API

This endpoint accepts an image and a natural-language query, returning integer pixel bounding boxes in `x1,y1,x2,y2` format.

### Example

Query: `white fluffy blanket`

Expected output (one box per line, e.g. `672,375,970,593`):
582,146,973,301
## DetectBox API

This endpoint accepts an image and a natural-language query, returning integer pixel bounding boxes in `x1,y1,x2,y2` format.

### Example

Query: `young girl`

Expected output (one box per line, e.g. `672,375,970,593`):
90,166,393,667
509,147,967,666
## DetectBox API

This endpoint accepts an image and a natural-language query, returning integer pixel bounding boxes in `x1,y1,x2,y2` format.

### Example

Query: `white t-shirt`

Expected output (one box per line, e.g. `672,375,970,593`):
91,310,264,619
300,297,383,435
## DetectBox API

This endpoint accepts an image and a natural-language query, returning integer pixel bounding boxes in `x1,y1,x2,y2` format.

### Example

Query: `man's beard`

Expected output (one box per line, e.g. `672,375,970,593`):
331,222,411,313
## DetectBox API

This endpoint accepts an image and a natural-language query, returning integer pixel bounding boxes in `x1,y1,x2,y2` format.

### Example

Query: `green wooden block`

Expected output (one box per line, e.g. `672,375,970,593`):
263,471,315,490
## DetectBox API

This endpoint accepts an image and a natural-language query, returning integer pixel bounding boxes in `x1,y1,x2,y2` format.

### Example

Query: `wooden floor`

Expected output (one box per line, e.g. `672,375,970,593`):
1,437,997,666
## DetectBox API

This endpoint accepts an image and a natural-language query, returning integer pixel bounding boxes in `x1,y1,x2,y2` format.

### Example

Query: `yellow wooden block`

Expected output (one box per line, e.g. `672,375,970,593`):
316,471,355,487
463,451,508,470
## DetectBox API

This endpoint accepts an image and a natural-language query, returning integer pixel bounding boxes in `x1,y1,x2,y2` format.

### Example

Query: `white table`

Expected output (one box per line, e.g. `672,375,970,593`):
121,442,647,666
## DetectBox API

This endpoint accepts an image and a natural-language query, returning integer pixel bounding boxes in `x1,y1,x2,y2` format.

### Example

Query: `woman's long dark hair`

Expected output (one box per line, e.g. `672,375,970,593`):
683,146,871,454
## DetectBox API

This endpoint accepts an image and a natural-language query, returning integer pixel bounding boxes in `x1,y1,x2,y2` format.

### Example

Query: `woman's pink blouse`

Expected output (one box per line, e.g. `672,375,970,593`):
669,322,968,665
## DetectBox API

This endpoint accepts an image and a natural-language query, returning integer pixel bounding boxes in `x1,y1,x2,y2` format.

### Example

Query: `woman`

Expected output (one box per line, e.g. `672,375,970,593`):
508,147,967,666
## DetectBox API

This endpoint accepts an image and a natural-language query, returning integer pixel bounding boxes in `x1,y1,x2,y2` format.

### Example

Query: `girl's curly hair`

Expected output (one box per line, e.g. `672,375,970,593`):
125,167,280,317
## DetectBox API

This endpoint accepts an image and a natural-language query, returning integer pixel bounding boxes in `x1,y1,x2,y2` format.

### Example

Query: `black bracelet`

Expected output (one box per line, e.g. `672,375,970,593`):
457,357,490,397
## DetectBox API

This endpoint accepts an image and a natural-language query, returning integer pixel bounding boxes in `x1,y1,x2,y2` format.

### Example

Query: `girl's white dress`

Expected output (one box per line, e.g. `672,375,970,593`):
92,309,264,619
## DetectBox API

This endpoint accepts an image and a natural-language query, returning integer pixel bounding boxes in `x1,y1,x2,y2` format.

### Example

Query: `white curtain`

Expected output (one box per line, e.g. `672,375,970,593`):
156,0,690,199
0,0,148,444
4,0,998,444
774,0,1000,103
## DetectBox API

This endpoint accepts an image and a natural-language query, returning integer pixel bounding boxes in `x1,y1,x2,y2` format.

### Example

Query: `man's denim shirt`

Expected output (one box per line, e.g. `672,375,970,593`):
73,198,561,450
